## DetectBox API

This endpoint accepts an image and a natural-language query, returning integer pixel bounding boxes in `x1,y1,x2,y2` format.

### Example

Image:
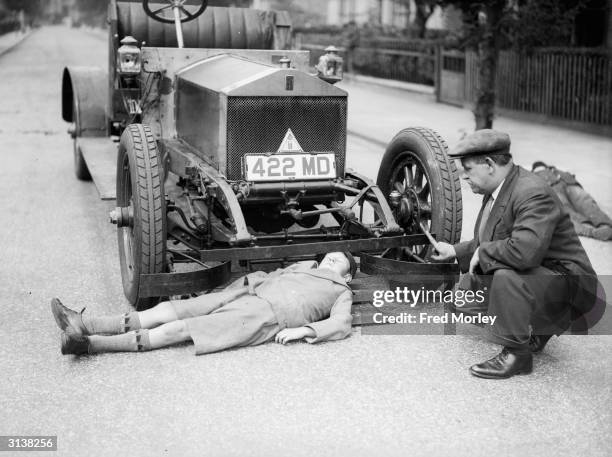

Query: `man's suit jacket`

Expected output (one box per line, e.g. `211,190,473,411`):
454,165,595,297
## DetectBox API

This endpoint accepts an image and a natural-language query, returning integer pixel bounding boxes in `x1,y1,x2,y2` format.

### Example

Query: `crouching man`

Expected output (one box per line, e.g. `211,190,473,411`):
52,252,357,356
432,129,597,379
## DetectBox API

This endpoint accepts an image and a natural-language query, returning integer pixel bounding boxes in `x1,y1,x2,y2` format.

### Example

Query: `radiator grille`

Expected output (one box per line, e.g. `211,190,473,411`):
226,96,347,180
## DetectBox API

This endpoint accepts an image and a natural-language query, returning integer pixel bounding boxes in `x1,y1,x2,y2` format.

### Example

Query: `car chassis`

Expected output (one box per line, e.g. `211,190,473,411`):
62,0,463,309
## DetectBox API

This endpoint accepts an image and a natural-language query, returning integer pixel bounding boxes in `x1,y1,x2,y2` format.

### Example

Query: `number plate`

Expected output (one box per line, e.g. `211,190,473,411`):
244,153,336,181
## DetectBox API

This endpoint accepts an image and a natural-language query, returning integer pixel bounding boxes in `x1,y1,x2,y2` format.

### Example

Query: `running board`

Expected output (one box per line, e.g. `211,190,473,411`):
78,137,117,200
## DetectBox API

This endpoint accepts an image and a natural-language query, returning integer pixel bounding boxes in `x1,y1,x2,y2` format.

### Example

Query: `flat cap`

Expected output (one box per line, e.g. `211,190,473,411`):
449,129,511,158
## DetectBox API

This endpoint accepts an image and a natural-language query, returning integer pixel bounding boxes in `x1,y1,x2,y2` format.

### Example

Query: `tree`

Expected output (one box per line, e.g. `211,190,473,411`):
440,0,588,130
1,0,43,18
472,0,505,130
438,0,506,129
507,0,588,50
413,0,438,38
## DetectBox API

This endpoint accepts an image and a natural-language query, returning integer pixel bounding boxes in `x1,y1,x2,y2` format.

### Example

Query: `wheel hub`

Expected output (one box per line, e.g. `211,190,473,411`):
390,187,422,232
109,205,134,228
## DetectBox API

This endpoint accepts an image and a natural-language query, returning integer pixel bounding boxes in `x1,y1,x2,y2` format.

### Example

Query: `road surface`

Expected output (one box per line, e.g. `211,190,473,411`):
0,26,610,457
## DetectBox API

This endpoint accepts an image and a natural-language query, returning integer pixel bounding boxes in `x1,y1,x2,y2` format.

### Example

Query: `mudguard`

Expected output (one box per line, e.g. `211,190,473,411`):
61,66,107,137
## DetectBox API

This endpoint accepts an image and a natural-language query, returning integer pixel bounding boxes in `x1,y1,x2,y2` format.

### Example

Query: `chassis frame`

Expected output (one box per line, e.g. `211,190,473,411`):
61,1,463,308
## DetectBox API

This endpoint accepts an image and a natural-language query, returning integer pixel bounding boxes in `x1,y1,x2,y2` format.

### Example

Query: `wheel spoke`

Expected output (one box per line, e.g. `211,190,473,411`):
418,181,430,200
394,181,404,193
420,206,432,217
179,6,195,20
152,4,173,14
403,165,413,188
414,167,424,190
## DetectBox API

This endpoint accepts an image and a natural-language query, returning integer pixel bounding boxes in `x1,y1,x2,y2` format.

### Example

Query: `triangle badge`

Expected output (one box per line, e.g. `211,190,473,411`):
277,128,304,153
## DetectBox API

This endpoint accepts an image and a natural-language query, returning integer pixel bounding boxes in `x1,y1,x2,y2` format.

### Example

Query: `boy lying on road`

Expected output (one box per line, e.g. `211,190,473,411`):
52,252,356,356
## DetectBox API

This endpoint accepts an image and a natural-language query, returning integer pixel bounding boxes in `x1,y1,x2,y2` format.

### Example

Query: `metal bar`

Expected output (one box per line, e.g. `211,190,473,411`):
348,184,375,209
345,170,400,231
163,140,253,244
173,6,184,48
360,252,459,276
167,248,210,269
138,262,231,297
199,235,430,262
255,233,343,241
297,207,341,218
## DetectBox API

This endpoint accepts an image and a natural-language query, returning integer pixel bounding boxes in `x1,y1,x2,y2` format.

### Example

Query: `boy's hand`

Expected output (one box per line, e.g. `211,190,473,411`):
275,327,314,344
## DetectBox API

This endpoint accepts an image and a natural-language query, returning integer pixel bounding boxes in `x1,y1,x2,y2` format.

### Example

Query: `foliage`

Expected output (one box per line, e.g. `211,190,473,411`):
436,0,590,128
73,0,108,27
0,0,42,17
439,0,589,50
504,0,588,50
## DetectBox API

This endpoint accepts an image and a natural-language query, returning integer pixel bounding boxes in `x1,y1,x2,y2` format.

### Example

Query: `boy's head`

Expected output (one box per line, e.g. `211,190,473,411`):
317,252,357,283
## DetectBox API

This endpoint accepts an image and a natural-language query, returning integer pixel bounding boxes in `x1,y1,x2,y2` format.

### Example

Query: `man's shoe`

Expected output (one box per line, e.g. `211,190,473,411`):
50,298,89,338
60,332,90,356
529,334,552,353
469,348,533,379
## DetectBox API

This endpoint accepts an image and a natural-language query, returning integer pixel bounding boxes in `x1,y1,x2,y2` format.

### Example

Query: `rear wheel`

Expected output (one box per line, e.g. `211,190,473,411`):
376,127,462,259
116,124,166,310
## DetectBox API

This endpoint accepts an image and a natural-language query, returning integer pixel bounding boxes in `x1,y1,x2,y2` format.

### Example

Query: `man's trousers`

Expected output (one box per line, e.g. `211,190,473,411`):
456,266,572,349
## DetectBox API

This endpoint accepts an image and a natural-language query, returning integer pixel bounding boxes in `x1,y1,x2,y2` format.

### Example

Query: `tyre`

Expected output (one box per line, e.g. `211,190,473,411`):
376,127,462,258
72,101,91,181
116,124,166,310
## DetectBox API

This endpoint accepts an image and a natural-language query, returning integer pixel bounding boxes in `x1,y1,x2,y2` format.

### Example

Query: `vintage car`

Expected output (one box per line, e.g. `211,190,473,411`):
61,0,462,309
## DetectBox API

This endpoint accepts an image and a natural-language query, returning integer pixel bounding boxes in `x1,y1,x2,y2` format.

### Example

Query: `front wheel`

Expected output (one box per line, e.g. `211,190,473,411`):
376,127,462,259
116,124,166,310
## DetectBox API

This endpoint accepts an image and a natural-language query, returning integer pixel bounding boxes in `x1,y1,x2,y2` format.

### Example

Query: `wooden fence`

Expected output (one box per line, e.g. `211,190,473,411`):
297,32,612,131
463,48,612,127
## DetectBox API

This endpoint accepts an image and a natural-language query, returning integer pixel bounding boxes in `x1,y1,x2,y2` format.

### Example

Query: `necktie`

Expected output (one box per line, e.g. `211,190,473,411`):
478,196,494,242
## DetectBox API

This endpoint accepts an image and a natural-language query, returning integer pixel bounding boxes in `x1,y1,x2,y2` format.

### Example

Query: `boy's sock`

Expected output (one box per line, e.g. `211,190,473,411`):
82,311,142,335
87,330,151,353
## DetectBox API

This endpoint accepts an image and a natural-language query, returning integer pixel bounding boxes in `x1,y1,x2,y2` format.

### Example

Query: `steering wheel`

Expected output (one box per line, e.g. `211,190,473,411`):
143,0,208,24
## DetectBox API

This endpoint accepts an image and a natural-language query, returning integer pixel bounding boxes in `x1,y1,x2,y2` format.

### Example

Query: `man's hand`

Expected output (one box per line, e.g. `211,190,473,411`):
431,242,457,262
275,327,315,344
469,247,480,274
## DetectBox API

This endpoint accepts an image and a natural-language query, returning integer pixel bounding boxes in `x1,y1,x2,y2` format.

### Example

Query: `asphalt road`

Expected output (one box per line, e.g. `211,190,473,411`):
0,26,610,457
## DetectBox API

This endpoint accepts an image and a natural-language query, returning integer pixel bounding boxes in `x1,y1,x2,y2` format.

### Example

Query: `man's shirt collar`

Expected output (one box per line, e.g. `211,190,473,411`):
490,178,505,201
